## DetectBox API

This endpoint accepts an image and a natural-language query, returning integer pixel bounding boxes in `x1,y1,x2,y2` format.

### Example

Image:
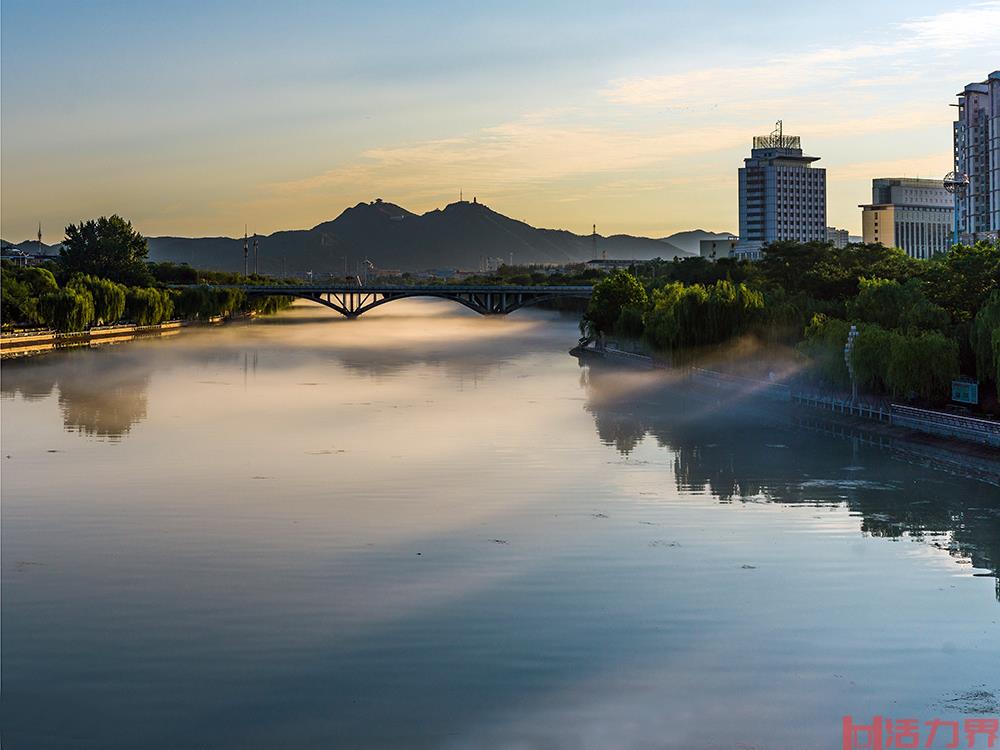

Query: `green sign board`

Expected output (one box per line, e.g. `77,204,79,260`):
952,379,979,405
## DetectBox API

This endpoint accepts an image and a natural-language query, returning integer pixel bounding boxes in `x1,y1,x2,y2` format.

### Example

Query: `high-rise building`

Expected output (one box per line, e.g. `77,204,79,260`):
825,227,849,249
858,178,953,259
738,121,826,253
953,71,1000,243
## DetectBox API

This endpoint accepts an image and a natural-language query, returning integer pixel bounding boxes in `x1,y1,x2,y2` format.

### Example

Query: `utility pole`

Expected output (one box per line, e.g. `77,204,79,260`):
243,226,249,278
253,234,259,276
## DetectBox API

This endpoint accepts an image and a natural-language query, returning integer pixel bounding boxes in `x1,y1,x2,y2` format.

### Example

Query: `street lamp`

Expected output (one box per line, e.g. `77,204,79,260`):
844,324,859,404
943,171,969,247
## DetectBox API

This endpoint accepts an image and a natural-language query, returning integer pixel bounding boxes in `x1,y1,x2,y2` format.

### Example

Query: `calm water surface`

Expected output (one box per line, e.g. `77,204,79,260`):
2,301,999,749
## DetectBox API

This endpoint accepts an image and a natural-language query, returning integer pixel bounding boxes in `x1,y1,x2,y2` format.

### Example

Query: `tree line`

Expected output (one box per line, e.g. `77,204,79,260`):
582,240,1000,407
1,215,293,332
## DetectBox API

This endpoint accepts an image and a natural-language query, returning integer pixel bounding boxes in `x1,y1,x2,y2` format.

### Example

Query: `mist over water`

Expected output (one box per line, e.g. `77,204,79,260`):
3,300,999,750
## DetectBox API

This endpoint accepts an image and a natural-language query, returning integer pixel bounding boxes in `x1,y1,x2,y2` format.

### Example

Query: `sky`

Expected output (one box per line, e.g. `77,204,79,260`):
2,0,999,243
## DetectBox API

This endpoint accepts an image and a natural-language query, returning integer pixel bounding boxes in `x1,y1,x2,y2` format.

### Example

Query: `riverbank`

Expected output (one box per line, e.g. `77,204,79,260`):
571,341,1000,452
0,317,227,359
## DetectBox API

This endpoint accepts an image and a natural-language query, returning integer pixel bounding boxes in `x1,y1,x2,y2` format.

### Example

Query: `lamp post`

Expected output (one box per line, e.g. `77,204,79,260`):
943,171,969,247
844,324,859,404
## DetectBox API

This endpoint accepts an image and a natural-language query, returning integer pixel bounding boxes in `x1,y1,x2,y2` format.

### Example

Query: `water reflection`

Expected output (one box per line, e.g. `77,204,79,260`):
2,300,999,750
2,350,151,440
582,364,1000,597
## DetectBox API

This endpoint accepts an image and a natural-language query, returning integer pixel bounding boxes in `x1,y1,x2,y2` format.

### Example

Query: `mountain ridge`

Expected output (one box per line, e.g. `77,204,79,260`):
4,200,731,275
145,199,697,275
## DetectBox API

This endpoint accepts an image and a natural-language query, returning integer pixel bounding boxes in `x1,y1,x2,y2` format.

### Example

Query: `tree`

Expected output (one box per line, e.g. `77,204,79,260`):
885,332,958,402
851,325,897,393
971,290,1000,384
922,240,1000,323
0,265,58,326
36,288,95,332
125,287,174,326
797,314,851,389
583,270,648,336
66,274,126,325
847,277,949,334
59,215,152,285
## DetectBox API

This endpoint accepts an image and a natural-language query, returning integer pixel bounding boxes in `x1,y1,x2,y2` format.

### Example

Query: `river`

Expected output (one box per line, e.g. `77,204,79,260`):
2,300,999,749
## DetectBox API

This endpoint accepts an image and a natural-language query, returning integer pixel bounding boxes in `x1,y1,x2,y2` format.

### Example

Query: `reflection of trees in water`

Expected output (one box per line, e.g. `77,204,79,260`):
2,351,150,440
583,365,1000,599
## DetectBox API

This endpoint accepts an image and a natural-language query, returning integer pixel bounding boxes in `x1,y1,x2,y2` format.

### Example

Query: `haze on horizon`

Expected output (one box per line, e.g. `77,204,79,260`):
2,0,999,245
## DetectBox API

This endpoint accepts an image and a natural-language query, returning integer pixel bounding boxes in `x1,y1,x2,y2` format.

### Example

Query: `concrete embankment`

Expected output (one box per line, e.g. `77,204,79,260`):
0,317,226,358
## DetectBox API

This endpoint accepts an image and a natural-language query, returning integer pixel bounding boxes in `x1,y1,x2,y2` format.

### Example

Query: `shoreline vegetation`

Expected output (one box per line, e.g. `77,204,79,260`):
2,216,296,337
3,215,998,424
577,239,1000,419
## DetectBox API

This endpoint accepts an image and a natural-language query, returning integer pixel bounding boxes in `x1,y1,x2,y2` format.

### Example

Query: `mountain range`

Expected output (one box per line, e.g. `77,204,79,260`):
4,200,733,275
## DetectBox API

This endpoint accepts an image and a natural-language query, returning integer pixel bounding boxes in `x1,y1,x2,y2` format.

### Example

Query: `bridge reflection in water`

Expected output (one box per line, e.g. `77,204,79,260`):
225,284,592,318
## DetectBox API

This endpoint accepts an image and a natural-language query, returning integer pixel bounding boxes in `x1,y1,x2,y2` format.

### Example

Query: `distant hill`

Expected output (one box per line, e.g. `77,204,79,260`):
657,229,734,256
146,199,694,275
1,239,63,254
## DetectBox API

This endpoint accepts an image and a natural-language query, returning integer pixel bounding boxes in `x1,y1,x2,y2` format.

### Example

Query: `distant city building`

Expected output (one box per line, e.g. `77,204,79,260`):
738,121,827,253
953,70,1000,243
825,227,849,248
584,258,641,271
858,178,952,259
699,236,739,260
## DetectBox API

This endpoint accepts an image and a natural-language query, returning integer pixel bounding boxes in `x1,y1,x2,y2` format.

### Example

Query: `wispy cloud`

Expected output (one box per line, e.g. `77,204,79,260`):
602,2,1000,107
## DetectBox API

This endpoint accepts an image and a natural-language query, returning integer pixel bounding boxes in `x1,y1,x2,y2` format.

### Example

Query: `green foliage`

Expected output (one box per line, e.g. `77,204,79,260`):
846,277,949,334
66,274,126,325
125,287,174,326
993,329,1000,388
921,240,1000,323
148,261,199,284
60,215,152,285
885,331,958,402
797,314,851,389
971,290,1000,384
20,267,60,296
1,265,59,325
851,325,896,393
173,285,248,319
583,270,648,335
756,242,917,302
644,280,763,350
36,288,95,332
614,305,645,338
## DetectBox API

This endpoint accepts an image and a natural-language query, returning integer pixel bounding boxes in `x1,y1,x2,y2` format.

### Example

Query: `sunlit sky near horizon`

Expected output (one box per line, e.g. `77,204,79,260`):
2,0,999,243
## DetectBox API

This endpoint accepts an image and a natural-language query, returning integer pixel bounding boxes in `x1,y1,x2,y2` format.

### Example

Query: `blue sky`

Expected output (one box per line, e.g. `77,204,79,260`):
2,0,998,241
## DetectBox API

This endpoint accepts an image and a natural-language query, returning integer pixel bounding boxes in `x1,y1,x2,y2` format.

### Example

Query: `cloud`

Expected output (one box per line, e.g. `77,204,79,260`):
898,1,1000,47
602,2,1000,108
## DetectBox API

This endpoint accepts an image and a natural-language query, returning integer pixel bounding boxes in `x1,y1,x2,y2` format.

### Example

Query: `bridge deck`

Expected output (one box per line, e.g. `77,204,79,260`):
170,283,593,317
233,284,593,294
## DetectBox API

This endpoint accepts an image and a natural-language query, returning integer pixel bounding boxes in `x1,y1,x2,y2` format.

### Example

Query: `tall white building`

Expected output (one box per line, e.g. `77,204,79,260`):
954,71,1000,243
858,178,953,259
738,121,826,253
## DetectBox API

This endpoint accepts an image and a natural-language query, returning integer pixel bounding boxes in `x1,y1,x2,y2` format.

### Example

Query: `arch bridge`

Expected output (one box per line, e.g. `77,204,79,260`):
202,284,593,318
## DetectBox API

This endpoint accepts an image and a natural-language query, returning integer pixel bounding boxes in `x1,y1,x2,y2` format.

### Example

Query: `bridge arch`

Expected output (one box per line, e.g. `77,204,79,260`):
228,284,593,319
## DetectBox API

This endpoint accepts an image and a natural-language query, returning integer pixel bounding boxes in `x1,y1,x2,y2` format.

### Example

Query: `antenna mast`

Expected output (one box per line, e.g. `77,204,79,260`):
243,226,249,277
253,233,259,276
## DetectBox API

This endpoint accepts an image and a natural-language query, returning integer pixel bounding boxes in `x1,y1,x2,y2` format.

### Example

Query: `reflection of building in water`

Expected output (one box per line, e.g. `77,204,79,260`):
1,353,151,440
582,366,1000,599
